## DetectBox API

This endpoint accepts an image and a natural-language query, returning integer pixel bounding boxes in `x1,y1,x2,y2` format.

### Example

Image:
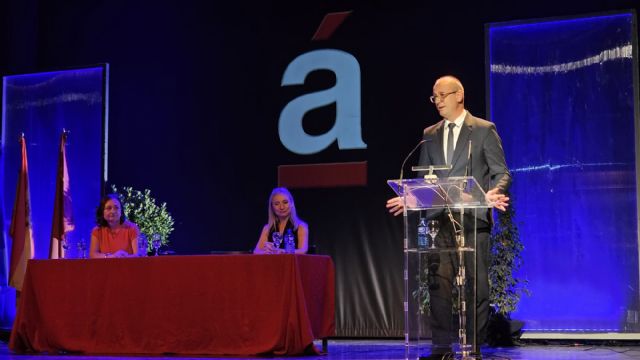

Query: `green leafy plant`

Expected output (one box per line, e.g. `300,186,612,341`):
413,191,529,317
412,253,431,315
111,185,175,252
489,192,529,315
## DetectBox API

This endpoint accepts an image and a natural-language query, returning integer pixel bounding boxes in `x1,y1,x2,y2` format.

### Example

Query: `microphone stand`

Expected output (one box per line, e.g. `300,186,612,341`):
443,184,474,359
424,179,477,360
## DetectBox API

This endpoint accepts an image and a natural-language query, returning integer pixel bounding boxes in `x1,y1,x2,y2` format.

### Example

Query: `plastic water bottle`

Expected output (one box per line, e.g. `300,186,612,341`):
271,232,282,250
137,234,148,257
284,229,295,254
417,217,427,249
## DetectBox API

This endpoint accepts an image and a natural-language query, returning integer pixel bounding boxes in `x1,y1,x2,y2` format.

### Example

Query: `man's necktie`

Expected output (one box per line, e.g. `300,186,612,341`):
446,122,455,166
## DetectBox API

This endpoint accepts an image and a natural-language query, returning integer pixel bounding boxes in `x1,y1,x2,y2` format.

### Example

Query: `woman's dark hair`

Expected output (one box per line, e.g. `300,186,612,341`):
96,194,127,227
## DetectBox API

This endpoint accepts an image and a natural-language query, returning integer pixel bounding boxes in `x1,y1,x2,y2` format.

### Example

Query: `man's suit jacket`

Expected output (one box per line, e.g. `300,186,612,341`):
417,111,511,223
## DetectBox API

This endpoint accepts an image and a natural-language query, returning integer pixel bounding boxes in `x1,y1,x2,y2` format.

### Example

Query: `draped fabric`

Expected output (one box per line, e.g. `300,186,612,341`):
9,254,335,355
49,131,75,259
8,136,34,291
488,13,638,331
304,189,405,337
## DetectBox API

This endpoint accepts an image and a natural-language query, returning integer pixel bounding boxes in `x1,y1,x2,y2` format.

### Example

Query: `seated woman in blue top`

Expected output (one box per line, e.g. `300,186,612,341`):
254,187,309,254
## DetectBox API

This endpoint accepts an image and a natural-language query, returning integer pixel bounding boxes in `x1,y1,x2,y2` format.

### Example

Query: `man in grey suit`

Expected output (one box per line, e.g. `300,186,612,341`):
387,75,511,358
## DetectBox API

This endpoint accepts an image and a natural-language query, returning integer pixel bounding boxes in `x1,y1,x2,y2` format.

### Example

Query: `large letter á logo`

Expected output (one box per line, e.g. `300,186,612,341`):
279,49,367,155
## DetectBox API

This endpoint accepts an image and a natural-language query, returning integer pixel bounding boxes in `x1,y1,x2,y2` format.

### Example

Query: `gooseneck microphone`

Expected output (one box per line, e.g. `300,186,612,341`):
463,139,472,189
464,140,472,178
399,139,430,183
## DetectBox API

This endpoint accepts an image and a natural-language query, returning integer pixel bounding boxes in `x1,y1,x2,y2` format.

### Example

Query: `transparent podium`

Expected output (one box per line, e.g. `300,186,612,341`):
388,176,491,360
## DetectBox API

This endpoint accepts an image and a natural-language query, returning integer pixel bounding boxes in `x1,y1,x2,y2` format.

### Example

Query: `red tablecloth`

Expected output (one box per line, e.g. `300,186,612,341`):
9,254,335,355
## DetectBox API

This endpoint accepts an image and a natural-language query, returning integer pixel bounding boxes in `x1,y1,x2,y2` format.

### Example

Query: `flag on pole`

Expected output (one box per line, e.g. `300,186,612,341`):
49,130,74,259
9,134,35,291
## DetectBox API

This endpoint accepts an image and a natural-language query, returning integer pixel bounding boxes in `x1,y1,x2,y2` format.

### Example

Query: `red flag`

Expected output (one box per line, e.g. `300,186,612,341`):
49,131,74,259
9,135,35,290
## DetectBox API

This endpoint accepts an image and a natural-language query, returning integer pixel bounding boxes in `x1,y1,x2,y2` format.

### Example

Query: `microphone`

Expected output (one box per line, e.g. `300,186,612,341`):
399,139,429,184
464,140,472,179
455,139,473,247
464,140,471,181
461,140,472,193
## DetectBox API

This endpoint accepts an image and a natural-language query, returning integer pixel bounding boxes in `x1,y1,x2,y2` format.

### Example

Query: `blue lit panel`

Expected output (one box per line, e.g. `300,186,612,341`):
1,66,107,326
487,13,638,331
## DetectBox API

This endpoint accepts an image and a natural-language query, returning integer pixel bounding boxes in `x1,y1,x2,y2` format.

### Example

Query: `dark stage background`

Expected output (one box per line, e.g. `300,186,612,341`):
1,1,639,336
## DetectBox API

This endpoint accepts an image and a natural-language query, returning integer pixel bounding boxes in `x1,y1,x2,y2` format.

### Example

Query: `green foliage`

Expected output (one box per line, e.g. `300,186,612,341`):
412,254,431,315
413,191,529,316
111,185,175,251
489,192,530,315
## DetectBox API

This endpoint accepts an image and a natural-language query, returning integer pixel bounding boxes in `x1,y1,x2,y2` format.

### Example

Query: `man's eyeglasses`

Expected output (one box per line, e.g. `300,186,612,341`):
429,91,458,103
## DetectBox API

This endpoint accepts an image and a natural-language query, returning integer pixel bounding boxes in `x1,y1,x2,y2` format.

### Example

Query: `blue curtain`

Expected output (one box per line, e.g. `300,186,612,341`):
0,66,107,328
488,13,638,331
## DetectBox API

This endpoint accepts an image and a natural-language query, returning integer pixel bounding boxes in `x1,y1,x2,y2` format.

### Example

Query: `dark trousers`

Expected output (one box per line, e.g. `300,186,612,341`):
428,212,490,347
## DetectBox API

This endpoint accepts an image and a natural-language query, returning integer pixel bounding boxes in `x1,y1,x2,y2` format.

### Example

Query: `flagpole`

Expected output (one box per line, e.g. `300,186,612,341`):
49,130,75,259
9,133,35,300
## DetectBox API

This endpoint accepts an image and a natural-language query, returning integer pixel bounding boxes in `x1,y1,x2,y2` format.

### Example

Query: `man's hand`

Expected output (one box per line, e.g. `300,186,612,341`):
486,188,509,211
386,196,404,216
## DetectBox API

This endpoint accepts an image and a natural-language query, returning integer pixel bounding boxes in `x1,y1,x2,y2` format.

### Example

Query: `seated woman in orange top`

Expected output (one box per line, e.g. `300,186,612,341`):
89,194,139,258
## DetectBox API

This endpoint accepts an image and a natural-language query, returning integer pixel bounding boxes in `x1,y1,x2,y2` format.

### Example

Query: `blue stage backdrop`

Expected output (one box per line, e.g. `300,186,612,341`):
0,66,107,327
487,13,639,331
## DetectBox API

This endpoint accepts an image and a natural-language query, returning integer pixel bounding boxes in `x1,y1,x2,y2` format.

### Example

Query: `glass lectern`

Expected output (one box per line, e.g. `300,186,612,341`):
388,176,492,359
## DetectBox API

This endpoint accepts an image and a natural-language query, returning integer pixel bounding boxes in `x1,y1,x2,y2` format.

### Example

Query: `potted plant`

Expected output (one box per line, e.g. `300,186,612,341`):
489,193,529,316
111,185,175,254
413,191,528,321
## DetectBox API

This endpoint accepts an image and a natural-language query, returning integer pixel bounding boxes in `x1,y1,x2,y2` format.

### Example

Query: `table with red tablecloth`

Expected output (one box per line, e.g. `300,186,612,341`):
9,254,335,355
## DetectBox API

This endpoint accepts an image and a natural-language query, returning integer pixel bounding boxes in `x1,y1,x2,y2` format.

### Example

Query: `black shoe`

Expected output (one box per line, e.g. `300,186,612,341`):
419,348,453,360
419,354,451,360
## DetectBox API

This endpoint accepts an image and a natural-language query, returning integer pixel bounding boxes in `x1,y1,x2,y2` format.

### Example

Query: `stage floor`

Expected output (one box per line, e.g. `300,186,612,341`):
2,339,640,359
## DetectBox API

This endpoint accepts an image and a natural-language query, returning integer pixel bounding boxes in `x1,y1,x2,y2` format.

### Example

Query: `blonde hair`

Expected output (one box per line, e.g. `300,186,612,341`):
267,187,300,230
